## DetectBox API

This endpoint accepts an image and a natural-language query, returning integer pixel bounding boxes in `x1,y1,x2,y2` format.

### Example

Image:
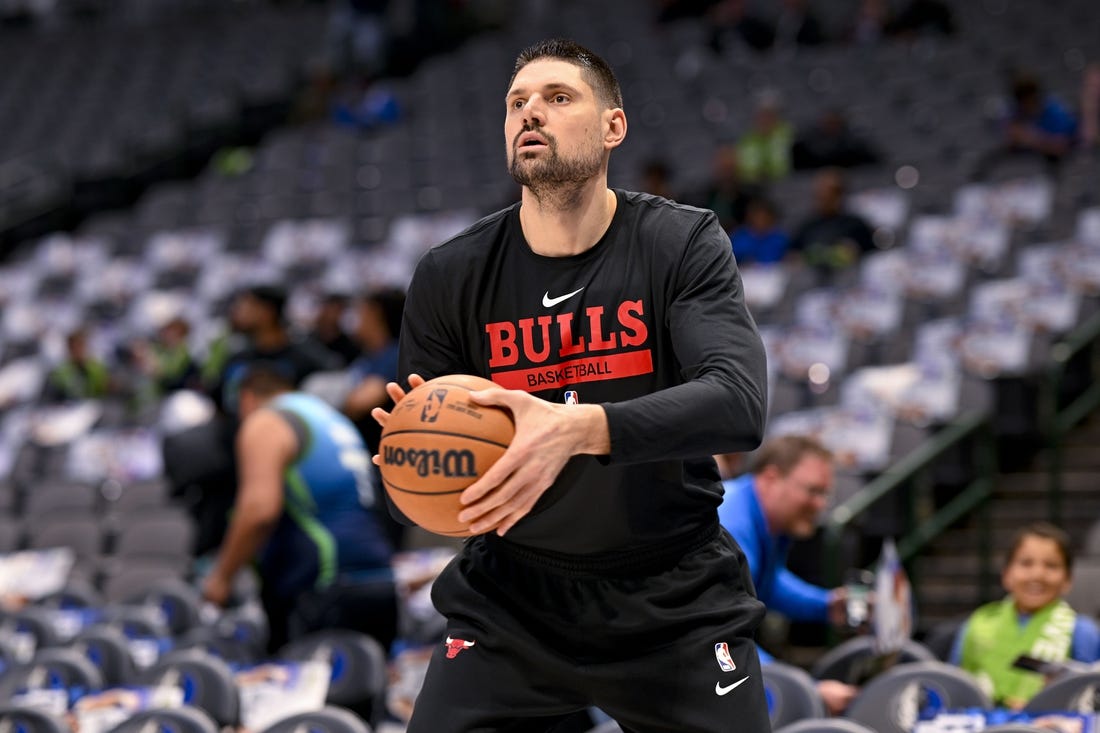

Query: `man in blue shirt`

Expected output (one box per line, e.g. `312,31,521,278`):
202,363,396,653
973,72,1078,180
719,434,857,714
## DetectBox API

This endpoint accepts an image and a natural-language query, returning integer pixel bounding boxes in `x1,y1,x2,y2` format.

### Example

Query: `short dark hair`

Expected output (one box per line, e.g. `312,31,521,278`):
510,38,623,110
361,287,406,339
238,362,294,399
751,435,833,476
245,284,287,322
1005,521,1074,575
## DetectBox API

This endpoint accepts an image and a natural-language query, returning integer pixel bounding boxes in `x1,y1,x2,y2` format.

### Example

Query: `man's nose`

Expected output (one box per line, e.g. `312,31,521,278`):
522,95,547,126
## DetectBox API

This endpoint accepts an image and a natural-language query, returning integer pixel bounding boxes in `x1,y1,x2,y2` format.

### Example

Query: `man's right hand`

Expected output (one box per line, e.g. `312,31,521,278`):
369,373,426,437
817,679,858,715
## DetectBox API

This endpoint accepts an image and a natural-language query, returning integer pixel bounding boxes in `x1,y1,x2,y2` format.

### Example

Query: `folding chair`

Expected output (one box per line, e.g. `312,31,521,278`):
278,630,387,726
1023,670,1100,713
775,720,877,733
257,706,372,733
105,706,219,733
844,662,990,733
0,706,72,733
138,649,240,728
810,636,936,683
763,662,826,727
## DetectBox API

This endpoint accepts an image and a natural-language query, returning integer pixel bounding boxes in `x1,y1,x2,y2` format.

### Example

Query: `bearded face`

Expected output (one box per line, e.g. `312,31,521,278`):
508,122,604,193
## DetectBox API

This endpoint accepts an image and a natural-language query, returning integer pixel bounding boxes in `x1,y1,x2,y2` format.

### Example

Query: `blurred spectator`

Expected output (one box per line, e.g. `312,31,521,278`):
684,145,757,231
342,287,406,549
324,0,391,79
951,522,1099,710
718,435,859,715
1081,62,1100,150
640,158,676,200
846,0,891,46
308,293,361,368
730,197,790,265
42,328,111,403
175,285,339,555
132,316,199,398
201,365,397,654
789,168,876,280
774,0,826,48
737,90,793,184
973,72,1078,180
343,288,405,452
792,109,881,170
885,0,954,38
210,284,341,418
706,0,775,54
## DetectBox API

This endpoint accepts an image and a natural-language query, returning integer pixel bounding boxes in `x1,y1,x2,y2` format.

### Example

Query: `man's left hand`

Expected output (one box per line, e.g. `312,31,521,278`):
201,572,233,608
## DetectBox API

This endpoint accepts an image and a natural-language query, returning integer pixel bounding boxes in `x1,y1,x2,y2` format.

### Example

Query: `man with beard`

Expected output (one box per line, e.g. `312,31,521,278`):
372,39,770,732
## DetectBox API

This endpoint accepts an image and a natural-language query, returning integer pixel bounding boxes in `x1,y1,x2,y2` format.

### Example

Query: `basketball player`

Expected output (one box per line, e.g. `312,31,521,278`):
373,39,770,731
202,364,397,653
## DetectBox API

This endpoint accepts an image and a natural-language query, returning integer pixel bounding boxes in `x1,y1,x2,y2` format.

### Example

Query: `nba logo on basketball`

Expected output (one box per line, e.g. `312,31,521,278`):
564,390,578,405
715,642,736,672
421,389,448,422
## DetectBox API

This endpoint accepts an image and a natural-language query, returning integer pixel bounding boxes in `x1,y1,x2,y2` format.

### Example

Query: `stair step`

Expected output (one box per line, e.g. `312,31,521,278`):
995,471,1100,495
915,580,989,617
916,555,986,577
1048,444,1100,470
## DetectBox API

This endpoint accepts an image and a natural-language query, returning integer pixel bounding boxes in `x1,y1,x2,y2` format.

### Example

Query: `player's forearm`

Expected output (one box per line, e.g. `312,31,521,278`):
210,512,277,584
567,403,610,455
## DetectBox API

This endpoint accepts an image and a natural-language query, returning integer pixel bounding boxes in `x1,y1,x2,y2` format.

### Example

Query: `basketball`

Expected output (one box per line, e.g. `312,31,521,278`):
378,374,515,536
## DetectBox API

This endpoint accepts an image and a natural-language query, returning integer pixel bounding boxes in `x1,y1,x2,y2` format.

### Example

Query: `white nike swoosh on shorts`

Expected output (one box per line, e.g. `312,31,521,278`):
715,677,750,696
541,287,585,307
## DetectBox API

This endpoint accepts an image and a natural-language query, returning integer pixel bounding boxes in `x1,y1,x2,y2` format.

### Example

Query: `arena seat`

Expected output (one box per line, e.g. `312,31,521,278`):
72,625,139,688
774,720,877,733
0,705,72,733
762,662,826,727
124,578,204,637
844,662,990,733
810,636,937,683
278,630,387,726
139,649,239,728
257,706,373,733
0,647,105,701
1023,670,1100,713
105,706,219,733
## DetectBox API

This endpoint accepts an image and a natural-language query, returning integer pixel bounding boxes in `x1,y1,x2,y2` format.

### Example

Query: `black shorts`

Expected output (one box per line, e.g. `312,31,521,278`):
407,524,771,733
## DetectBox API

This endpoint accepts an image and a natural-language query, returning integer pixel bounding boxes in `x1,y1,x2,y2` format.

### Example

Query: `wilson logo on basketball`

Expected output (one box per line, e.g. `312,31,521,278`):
382,446,477,479
420,388,447,422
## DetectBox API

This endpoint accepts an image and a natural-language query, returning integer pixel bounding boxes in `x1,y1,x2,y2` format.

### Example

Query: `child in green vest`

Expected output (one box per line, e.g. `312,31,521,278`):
951,522,1099,709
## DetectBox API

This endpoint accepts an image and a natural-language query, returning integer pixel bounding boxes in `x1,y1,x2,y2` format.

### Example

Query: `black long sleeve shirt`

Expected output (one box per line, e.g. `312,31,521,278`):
397,190,767,554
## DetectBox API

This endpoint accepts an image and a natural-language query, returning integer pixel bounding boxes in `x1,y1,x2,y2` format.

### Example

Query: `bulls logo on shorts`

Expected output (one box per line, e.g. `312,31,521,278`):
444,636,476,659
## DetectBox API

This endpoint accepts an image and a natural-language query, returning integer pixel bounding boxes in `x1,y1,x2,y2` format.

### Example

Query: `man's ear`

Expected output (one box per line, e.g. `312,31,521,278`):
604,108,627,149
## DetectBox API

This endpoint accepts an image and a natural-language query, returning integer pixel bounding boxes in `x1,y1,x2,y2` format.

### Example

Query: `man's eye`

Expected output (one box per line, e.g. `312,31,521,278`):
554,95,568,103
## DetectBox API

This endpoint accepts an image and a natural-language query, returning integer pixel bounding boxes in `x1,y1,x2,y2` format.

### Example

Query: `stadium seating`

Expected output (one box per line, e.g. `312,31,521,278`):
1022,669,1100,713
762,662,826,727
844,661,992,732
259,706,374,733
774,720,877,733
